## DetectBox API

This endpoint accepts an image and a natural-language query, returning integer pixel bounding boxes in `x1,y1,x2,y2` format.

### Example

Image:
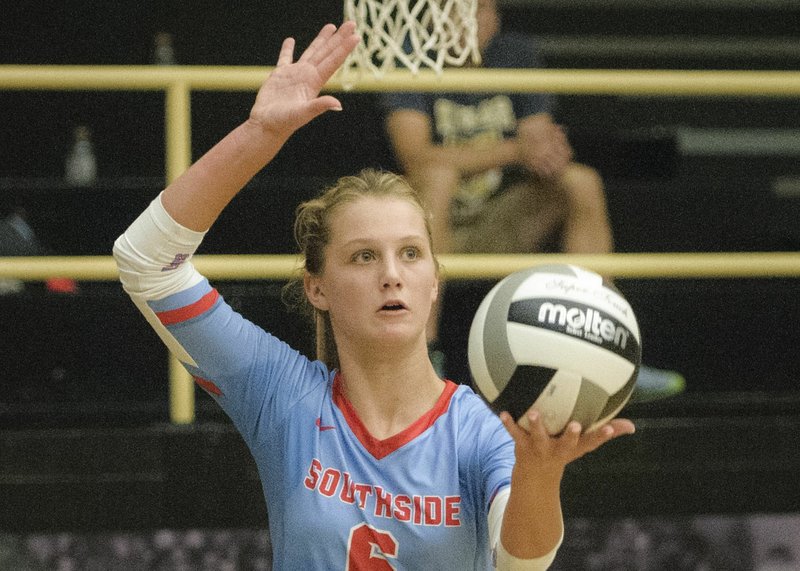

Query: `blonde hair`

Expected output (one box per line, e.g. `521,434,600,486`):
284,168,437,370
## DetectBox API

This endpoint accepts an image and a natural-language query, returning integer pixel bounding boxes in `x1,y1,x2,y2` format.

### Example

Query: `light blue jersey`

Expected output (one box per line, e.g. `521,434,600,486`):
115,197,516,569
144,278,515,569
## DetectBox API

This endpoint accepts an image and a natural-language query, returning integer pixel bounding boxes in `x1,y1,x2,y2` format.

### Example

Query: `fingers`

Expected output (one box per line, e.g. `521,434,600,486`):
503,409,570,450
533,156,564,180
298,22,359,69
501,409,635,457
578,419,636,456
523,122,573,180
298,23,338,64
499,411,523,437
608,418,636,437
276,37,295,68
306,95,344,118
316,24,360,80
560,420,583,443
540,132,572,178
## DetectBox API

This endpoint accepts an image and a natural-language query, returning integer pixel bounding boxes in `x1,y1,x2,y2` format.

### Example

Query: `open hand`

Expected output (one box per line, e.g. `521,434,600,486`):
248,22,360,140
500,409,635,475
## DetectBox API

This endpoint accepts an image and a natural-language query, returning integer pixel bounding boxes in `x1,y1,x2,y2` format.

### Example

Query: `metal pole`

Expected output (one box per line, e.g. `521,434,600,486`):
165,81,195,425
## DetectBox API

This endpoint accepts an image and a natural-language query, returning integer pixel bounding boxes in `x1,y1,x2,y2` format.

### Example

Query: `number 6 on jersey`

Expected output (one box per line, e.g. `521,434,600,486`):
346,523,399,570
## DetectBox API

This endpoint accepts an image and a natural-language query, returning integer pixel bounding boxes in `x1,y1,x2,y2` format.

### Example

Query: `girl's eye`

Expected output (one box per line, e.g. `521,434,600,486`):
402,247,420,260
353,250,374,263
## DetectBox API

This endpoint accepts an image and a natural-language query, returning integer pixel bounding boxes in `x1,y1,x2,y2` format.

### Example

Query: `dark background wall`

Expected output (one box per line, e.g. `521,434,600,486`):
1,0,800,534
2,0,800,421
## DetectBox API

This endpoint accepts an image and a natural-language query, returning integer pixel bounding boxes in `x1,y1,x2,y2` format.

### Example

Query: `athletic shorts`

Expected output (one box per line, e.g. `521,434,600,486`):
450,178,566,254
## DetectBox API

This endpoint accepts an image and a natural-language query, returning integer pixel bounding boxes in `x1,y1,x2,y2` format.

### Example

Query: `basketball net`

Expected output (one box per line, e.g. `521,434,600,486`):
341,0,479,86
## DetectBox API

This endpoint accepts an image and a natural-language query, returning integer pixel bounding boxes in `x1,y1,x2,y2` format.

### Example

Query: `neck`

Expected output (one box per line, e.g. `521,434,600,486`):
336,342,445,439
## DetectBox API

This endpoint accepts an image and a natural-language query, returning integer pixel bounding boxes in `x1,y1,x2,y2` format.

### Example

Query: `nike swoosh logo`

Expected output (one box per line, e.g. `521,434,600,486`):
315,417,335,431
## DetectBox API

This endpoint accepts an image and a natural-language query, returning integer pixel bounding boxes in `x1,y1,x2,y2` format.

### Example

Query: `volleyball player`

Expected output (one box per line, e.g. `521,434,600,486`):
114,22,634,569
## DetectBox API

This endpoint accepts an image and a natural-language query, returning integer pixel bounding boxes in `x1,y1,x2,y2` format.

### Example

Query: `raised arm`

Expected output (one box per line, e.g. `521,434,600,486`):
162,22,360,232
111,24,359,442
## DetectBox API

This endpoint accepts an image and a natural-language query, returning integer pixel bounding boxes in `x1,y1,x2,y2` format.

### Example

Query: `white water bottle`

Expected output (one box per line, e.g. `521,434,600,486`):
64,125,98,187
153,32,177,66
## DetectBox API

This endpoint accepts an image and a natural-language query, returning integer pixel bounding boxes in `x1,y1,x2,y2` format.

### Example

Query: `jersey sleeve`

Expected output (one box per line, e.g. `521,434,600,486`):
113,194,328,448
479,409,516,509
457,388,515,510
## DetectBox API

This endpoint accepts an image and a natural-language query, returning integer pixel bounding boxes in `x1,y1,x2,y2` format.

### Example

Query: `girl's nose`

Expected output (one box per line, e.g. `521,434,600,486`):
381,258,402,288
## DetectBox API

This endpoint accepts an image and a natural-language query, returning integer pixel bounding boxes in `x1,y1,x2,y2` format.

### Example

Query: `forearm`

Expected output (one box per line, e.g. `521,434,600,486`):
500,467,564,560
387,110,521,179
492,397,635,569
162,119,288,232
406,138,520,179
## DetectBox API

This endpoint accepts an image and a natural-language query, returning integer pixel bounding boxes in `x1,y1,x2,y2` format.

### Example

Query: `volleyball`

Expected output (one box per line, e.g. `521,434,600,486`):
468,264,641,434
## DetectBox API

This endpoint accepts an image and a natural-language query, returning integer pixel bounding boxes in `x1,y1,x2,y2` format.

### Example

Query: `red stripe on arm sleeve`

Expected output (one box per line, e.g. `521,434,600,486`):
155,289,220,326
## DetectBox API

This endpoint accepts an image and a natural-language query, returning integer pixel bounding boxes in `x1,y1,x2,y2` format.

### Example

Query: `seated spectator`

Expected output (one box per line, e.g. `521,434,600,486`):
381,0,684,401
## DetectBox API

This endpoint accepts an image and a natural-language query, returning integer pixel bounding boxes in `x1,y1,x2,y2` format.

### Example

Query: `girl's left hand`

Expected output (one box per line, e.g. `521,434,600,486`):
500,409,635,474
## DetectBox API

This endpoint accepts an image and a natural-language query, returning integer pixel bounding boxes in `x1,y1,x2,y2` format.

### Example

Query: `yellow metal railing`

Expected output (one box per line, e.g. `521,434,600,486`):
3,252,800,282
3,66,800,95
2,65,800,423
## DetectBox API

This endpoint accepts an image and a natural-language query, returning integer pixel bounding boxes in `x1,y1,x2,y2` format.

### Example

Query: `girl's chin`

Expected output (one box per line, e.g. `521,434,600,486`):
366,327,426,347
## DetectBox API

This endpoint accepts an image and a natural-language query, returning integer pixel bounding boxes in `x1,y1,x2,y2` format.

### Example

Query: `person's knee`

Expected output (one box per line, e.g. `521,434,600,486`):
560,163,607,212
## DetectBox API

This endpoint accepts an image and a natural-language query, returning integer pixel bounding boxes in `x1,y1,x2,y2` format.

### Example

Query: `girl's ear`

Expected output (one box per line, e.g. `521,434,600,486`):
304,272,329,311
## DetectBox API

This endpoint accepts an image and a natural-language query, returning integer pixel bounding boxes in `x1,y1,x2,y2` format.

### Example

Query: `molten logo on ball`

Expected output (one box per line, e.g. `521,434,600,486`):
538,302,630,347
507,299,639,363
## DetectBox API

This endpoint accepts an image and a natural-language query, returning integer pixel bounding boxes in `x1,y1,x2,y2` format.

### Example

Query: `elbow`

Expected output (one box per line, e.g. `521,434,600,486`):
112,232,141,293
112,233,132,274
495,539,560,571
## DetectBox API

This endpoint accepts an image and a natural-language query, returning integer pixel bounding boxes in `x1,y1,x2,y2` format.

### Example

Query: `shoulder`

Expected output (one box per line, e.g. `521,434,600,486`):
484,31,544,69
449,385,515,496
449,384,508,437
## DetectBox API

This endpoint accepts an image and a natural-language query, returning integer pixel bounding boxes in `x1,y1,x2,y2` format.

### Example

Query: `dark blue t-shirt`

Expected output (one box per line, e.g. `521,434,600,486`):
382,32,553,221
382,32,553,144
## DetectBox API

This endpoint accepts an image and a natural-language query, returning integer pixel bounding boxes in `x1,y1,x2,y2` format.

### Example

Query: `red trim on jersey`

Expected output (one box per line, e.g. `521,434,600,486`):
332,373,458,460
193,375,223,396
155,289,220,325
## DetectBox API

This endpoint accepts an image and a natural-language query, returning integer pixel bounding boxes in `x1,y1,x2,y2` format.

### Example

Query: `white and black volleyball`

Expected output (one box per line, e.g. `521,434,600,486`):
468,264,641,434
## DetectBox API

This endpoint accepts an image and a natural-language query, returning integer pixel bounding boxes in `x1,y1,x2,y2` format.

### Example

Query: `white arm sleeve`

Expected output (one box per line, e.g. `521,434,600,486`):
112,192,206,300
112,193,210,366
488,487,563,571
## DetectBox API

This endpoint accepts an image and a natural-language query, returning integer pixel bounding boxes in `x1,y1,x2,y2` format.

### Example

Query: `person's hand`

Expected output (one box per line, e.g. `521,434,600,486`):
500,409,635,479
248,22,360,140
516,117,574,181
